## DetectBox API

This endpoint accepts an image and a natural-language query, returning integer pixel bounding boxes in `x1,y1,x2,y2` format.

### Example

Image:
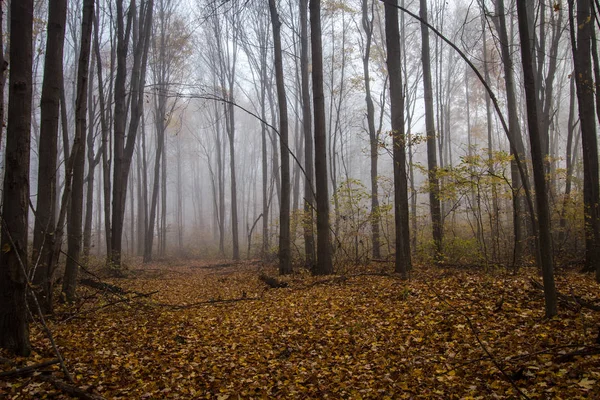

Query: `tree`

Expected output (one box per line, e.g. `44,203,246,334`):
269,0,291,275
62,0,95,302
515,0,557,317
144,0,184,262
360,0,382,260
0,0,34,356
300,0,316,270
488,0,532,265
111,0,154,269
31,0,67,313
310,0,333,275
569,0,600,281
384,0,411,278
419,0,442,260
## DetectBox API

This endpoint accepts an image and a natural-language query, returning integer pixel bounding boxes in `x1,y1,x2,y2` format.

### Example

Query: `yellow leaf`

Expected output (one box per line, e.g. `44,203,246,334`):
578,377,596,390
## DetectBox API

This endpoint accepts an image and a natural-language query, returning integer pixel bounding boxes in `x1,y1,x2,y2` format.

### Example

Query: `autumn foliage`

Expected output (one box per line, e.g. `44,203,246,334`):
1,261,600,398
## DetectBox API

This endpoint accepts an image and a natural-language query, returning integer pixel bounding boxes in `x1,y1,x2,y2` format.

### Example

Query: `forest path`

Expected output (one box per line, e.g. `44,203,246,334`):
2,260,600,398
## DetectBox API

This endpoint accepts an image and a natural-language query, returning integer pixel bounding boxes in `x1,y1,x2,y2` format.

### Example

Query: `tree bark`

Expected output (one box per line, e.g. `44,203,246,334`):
384,0,411,278
361,0,382,260
31,0,67,314
62,0,94,302
111,0,153,269
300,0,315,270
569,0,600,280
0,0,33,356
268,0,291,275
310,0,333,275
516,0,557,317
419,0,443,261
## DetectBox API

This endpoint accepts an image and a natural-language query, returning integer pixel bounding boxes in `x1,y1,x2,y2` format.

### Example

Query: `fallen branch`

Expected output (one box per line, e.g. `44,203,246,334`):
0,359,59,377
555,346,600,363
37,374,106,400
530,279,600,311
60,290,160,322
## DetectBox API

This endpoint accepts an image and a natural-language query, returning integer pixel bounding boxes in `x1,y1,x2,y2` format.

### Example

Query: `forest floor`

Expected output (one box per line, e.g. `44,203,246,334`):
1,259,600,399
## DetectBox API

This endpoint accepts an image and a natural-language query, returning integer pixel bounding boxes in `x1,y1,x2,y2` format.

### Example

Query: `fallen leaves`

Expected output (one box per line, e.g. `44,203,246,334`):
1,260,600,398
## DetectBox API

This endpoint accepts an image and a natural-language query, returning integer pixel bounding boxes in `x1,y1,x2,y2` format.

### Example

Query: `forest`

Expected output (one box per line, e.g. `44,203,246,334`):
1,0,600,398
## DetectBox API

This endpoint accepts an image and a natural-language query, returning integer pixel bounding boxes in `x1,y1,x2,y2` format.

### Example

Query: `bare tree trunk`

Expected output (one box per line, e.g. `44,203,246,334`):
62,0,94,301
300,0,315,270
569,0,600,280
0,0,34,356
361,0,382,260
269,0,291,274
559,75,578,243
83,49,101,260
160,133,167,256
31,0,67,314
111,0,153,269
492,0,531,264
0,0,6,149
516,0,557,317
176,135,184,253
310,0,333,275
385,0,411,278
419,0,443,261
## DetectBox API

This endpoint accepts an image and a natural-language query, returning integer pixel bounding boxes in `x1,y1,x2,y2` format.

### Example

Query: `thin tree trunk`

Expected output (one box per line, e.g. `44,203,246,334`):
31,0,67,314
419,0,443,260
516,0,557,317
310,0,333,275
62,0,94,302
269,0,291,275
385,0,411,278
300,0,315,270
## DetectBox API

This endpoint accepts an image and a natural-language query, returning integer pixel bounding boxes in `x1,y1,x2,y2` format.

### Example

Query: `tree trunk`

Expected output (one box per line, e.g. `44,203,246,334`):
62,0,94,302
269,0,291,275
492,0,531,264
300,0,315,270
31,0,67,314
310,0,333,275
0,0,34,356
516,0,557,317
83,49,101,260
419,0,443,261
111,0,153,269
361,0,382,260
384,0,411,278
570,0,600,279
